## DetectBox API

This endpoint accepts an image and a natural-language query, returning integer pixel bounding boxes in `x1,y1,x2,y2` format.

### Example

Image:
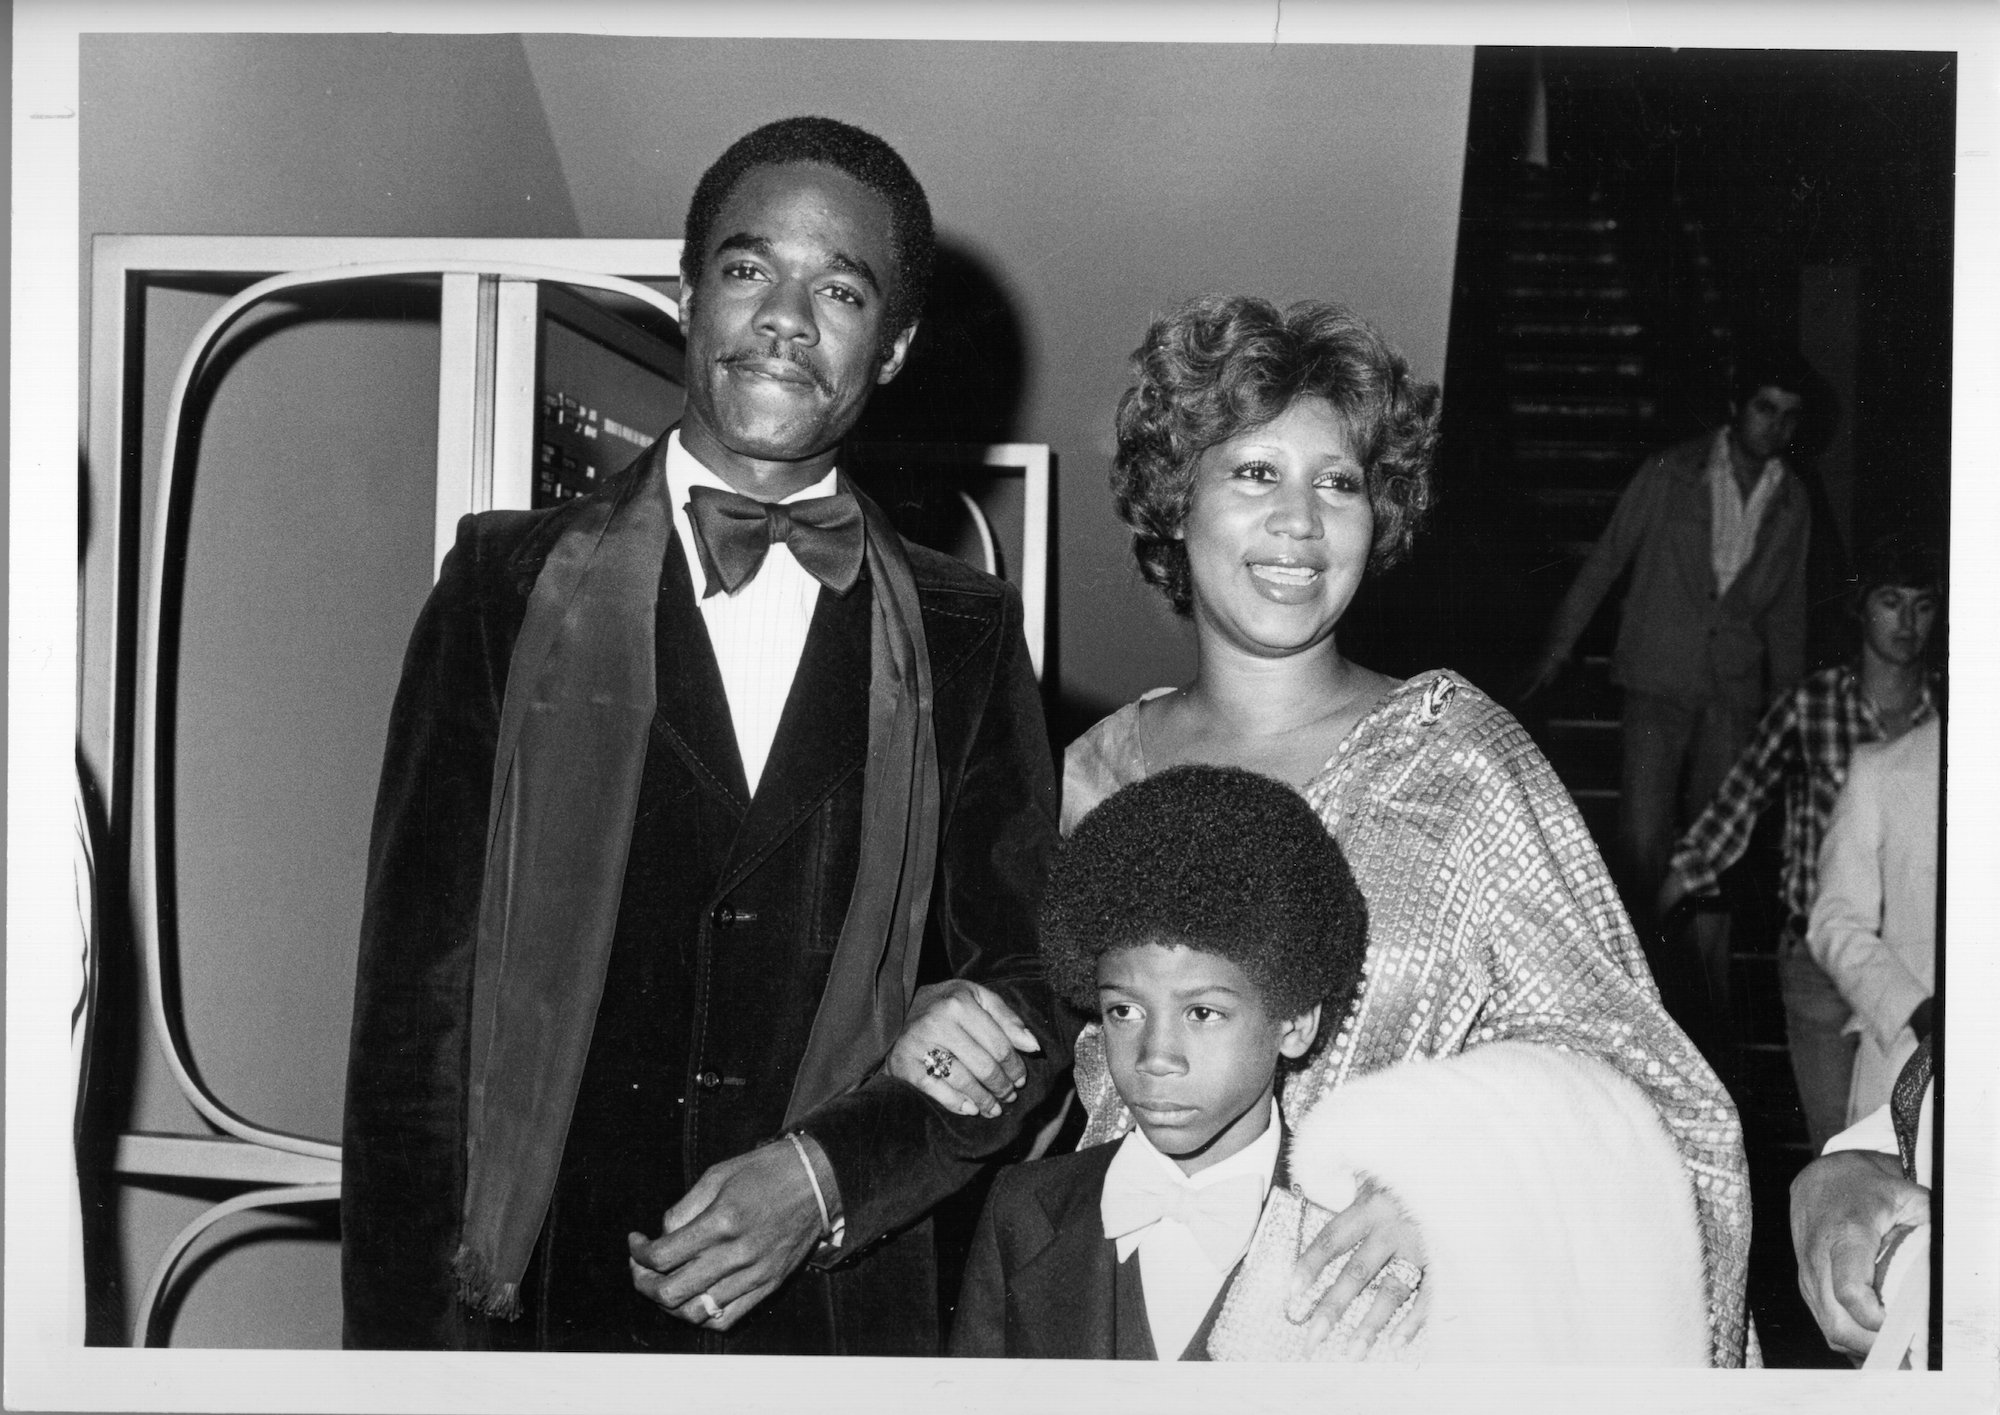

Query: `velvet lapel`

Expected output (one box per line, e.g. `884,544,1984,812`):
714,571,874,895
1012,1148,1122,1359
649,521,753,811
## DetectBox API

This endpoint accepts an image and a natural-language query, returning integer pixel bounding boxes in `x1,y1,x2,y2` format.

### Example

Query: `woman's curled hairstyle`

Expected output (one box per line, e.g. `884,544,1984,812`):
1112,294,1441,615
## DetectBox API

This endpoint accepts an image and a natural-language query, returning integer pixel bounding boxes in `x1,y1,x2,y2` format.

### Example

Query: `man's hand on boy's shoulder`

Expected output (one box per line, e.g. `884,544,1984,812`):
885,979,1042,1118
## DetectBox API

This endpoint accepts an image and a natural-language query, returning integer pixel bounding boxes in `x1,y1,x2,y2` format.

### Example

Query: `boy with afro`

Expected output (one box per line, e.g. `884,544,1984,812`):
949,764,1367,1360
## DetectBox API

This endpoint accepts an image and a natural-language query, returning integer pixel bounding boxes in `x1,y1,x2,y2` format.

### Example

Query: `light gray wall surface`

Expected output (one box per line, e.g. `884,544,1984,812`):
79,33,1468,1348
520,37,1472,717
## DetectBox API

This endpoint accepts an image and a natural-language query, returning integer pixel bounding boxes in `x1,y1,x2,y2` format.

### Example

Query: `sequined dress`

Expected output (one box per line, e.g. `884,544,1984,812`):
1062,671,1752,1366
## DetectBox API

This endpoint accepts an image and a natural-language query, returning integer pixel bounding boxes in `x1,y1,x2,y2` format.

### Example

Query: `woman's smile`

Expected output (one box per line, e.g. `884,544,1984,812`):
1246,558,1327,602
1180,396,1374,652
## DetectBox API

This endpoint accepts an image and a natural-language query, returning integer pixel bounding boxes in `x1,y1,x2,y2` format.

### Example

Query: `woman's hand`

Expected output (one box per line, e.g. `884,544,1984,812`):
884,980,1041,1118
1287,1176,1430,1358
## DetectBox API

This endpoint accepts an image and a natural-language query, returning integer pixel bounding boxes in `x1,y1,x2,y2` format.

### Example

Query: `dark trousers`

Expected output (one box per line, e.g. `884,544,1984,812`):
1778,936,1859,1152
1621,689,1758,1044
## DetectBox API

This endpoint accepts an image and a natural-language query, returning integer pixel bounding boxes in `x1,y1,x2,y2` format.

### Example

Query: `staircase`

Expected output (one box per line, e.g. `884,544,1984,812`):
1459,189,1810,1162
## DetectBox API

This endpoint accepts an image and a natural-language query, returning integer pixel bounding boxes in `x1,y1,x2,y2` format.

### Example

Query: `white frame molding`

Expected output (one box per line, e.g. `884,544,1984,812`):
848,441,1052,679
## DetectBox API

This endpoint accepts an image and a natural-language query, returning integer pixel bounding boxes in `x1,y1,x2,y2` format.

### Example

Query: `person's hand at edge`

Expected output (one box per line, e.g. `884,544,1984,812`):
1790,1148,1930,1358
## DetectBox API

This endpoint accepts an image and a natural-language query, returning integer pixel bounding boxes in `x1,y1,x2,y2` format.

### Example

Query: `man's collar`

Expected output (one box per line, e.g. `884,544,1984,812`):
1844,663,1942,727
664,429,838,507
1707,426,1786,490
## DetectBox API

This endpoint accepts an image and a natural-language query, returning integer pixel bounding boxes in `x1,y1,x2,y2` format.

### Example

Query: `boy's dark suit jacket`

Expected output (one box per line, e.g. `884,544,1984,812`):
951,1141,1254,1360
341,441,1068,1354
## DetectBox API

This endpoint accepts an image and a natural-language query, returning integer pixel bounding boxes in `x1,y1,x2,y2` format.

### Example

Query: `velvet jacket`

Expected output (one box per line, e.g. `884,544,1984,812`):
341,452,1067,1353
1545,431,1809,714
950,1138,1261,1359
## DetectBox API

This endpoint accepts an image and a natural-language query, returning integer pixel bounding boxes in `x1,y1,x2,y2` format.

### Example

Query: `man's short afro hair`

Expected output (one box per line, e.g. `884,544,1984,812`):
1041,764,1368,1026
681,115,935,336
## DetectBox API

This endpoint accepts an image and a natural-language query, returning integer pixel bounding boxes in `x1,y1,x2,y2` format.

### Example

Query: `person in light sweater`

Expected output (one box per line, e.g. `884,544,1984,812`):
1807,716,1941,1127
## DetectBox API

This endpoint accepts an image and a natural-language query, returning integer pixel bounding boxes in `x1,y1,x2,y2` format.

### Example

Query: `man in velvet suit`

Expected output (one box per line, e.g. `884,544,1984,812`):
341,117,1068,1354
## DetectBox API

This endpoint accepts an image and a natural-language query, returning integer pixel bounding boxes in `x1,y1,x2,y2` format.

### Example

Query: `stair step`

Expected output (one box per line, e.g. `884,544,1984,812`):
1501,213,1622,235
1499,319,1647,341
1726,1047,1809,1143
1731,962,1791,1046
1570,788,1620,848
1545,721,1622,786
1502,354,1648,380
1524,487,1621,511
1519,489,1623,547
1499,285,1636,302
1539,672,1624,726
1504,249,1621,269
1514,440,1644,463
1511,443,1646,489
1507,396,1657,419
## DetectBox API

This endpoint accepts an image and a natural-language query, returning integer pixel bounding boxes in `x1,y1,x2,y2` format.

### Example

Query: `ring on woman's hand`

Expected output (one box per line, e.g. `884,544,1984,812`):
923,1046,956,1080
1381,1257,1424,1291
694,1292,723,1322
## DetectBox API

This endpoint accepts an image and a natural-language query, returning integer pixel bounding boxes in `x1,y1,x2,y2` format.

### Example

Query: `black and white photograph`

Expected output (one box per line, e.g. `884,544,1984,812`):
9,3,1997,1411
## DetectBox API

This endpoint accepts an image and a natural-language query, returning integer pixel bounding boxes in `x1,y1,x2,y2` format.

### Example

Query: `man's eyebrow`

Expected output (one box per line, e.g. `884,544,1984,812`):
711,232,882,295
823,250,882,294
713,233,774,261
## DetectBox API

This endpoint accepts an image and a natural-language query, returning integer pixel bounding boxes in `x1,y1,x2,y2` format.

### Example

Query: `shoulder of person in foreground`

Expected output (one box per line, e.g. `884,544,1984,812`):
949,1145,1119,1357
1359,669,1545,771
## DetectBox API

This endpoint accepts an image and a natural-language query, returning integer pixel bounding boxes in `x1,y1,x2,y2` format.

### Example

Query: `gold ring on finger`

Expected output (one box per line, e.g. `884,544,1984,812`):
1380,1257,1423,1291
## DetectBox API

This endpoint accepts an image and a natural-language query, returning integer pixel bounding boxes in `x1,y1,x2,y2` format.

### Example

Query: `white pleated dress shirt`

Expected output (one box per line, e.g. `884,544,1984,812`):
1103,1099,1280,1360
664,431,835,795
1706,428,1787,596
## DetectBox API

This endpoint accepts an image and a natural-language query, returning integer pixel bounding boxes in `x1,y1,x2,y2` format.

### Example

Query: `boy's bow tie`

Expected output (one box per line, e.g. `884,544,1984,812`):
1101,1167,1267,1269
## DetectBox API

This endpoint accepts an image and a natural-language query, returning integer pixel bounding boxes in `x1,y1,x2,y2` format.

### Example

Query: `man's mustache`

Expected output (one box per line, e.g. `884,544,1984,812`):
717,346,834,396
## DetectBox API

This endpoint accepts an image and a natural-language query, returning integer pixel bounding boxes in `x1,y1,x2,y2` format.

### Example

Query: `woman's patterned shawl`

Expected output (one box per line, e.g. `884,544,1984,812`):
1061,671,1753,1367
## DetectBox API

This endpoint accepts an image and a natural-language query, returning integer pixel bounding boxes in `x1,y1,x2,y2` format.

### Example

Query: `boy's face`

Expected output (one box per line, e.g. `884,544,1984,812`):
1859,583,1938,667
1098,942,1320,1177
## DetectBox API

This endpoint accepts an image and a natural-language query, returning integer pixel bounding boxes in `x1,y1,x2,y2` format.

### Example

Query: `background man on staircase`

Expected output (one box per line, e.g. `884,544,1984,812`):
1521,350,1815,1013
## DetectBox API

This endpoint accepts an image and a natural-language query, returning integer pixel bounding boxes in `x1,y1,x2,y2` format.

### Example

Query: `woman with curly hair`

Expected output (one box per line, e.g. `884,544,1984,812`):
898,295,1752,1365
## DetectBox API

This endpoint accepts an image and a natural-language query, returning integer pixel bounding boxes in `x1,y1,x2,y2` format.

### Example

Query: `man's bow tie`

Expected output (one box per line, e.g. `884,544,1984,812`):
684,484,866,598
1100,1168,1268,1270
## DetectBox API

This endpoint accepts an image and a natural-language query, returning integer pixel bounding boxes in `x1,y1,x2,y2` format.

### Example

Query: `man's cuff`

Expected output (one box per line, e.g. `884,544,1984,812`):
1822,1102,1895,1158
787,1130,846,1260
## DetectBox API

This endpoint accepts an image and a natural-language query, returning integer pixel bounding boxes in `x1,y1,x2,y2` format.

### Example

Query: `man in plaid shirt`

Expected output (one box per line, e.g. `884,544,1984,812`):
1660,535,1940,1150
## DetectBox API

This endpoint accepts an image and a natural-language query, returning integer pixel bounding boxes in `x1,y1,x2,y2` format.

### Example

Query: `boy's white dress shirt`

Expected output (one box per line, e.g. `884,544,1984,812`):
1101,1098,1279,1360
